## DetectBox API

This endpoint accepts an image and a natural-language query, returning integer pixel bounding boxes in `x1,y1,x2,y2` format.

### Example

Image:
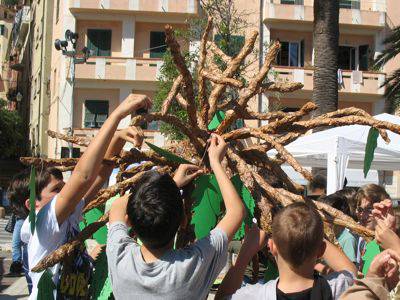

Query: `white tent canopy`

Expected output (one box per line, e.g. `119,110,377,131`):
268,113,400,194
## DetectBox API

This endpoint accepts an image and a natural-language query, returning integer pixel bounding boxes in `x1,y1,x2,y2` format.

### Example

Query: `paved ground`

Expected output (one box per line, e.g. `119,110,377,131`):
0,216,29,299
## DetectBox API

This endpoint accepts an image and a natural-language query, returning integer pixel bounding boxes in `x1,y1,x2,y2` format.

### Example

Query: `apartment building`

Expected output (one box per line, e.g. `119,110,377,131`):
42,0,399,160
261,0,399,115
0,3,15,102
3,0,54,156
47,0,200,158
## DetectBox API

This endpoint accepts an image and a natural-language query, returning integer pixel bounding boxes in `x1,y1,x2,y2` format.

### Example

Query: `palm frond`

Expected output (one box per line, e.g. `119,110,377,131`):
381,68,400,113
374,26,400,69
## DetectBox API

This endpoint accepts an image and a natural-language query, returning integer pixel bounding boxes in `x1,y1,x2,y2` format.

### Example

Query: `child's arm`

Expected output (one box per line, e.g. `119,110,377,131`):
56,94,152,225
216,226,267,299
83,126,144,204
323,239,358,275
109,193,129,225
209,134,245,241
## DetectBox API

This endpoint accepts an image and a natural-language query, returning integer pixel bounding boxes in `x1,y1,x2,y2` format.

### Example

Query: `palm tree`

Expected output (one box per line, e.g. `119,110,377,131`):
374,26,400,114
312,0,340,117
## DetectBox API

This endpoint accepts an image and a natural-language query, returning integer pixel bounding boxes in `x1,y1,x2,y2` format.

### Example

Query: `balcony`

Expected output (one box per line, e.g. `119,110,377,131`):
270,66,385,99
72,57,163,83
69,0,199,16
264,0,386,30
11,6,30,51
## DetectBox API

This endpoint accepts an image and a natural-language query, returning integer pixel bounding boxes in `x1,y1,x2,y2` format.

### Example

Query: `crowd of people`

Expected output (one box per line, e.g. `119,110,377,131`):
4,94,400,299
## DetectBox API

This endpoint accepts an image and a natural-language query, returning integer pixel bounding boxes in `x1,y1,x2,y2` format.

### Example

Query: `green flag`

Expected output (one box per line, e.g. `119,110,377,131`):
37,269,56,300
191,174,255,240
364,128,379,178
29,166,36,234
146,142,191,164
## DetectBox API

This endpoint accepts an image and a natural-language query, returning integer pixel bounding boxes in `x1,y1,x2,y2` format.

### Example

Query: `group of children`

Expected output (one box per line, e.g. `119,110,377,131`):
6,93,400,299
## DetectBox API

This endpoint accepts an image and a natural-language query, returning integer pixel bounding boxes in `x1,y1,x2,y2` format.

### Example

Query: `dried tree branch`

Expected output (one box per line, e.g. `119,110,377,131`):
206,41,232,64
47,130,90,147
165,25,198,129
207,31,259,121
198,17,214,129
201,69,244,88
161,75,183,115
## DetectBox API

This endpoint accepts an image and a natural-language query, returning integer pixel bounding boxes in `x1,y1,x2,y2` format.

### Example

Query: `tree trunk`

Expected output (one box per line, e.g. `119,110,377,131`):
312,0,340,117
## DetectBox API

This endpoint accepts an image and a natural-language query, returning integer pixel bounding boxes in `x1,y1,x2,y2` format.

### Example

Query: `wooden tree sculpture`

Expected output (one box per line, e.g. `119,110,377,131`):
22,18,400,272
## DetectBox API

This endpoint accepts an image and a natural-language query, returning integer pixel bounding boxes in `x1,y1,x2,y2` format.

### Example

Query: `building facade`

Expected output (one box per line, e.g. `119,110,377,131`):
47,0,200,158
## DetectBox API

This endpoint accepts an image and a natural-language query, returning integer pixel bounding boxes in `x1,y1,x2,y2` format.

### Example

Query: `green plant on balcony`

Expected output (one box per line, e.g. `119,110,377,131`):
0,98,24,159
374,26,400,114
1,0,20,6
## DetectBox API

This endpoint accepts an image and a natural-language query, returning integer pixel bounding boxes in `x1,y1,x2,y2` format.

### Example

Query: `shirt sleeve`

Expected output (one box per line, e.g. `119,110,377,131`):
341,235,357,263
106,222,134,268
325,271,355,299
229,283,267,300
191,228,228,286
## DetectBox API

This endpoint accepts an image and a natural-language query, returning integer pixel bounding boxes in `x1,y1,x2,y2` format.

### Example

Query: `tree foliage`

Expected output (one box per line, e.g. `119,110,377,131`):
374,26,400,113
0,99,24,159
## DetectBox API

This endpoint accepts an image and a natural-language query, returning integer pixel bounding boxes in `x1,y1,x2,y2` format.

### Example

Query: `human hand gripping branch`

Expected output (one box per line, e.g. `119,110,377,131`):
56,94,152,225
208,134,246,241
83,126,145,204
373,199,400,254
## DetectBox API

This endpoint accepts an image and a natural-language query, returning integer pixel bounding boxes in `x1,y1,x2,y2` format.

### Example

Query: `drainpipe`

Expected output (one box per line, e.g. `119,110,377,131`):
258,0,265,127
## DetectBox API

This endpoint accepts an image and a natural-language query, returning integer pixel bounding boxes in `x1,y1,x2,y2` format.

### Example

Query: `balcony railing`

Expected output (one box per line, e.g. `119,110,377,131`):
69,0,199,15
271,66,385,96
11,6,30,50
264,1,386,28
73,57,163,82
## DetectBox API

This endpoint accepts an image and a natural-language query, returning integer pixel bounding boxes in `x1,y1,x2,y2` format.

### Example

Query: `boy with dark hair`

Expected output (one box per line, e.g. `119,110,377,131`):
308,175,327,199
6,169,32,290
107,134,246,299
18,94,152,299
217,202,357,300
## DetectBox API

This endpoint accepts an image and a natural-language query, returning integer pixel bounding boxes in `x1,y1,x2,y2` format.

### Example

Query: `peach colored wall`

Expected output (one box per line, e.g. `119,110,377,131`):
135,22,187,58
76,20,122,56
340,34,374,46
270,30,313,66
73,88,120,128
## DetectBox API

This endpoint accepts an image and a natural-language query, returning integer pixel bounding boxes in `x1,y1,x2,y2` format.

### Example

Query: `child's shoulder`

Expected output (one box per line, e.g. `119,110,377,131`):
230,281,274,300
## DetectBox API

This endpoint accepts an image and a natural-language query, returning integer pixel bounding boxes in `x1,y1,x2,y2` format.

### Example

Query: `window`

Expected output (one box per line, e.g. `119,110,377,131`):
84,100,109,128
339,0,360,9
0,25,4,36
277,41,304,67
61,147,81,158
214,34,245,57
338,46,356,70
281,0,304,4
87,29,112,56
338,45,369,71
150,31,167,58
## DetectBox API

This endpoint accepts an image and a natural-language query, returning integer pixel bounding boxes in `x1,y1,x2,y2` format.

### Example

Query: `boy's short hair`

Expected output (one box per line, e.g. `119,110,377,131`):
308,175,326,194
36,167,63,200
320,193,351,216
127,171,183,249
355,184,390,206
335,187,358,220
272,202,323,268
7,169,31,218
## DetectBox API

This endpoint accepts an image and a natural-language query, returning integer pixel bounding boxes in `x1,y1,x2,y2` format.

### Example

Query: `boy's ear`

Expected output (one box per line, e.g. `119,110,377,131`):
268,239,278,257
124,215,132,227
24,199,30,210
317,240,327,258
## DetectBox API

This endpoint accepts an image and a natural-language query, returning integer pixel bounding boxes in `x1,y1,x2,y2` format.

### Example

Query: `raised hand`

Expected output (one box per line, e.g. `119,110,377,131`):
208,134,228,168
375,219,400,253
241,224,268,258
372,199,396,231
367,249,400,290
116,126,144,148
173,164,204,188
115,94,153,119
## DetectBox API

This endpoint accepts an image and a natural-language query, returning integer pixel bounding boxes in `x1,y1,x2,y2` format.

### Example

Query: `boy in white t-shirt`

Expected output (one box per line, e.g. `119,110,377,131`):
20,94,152,299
